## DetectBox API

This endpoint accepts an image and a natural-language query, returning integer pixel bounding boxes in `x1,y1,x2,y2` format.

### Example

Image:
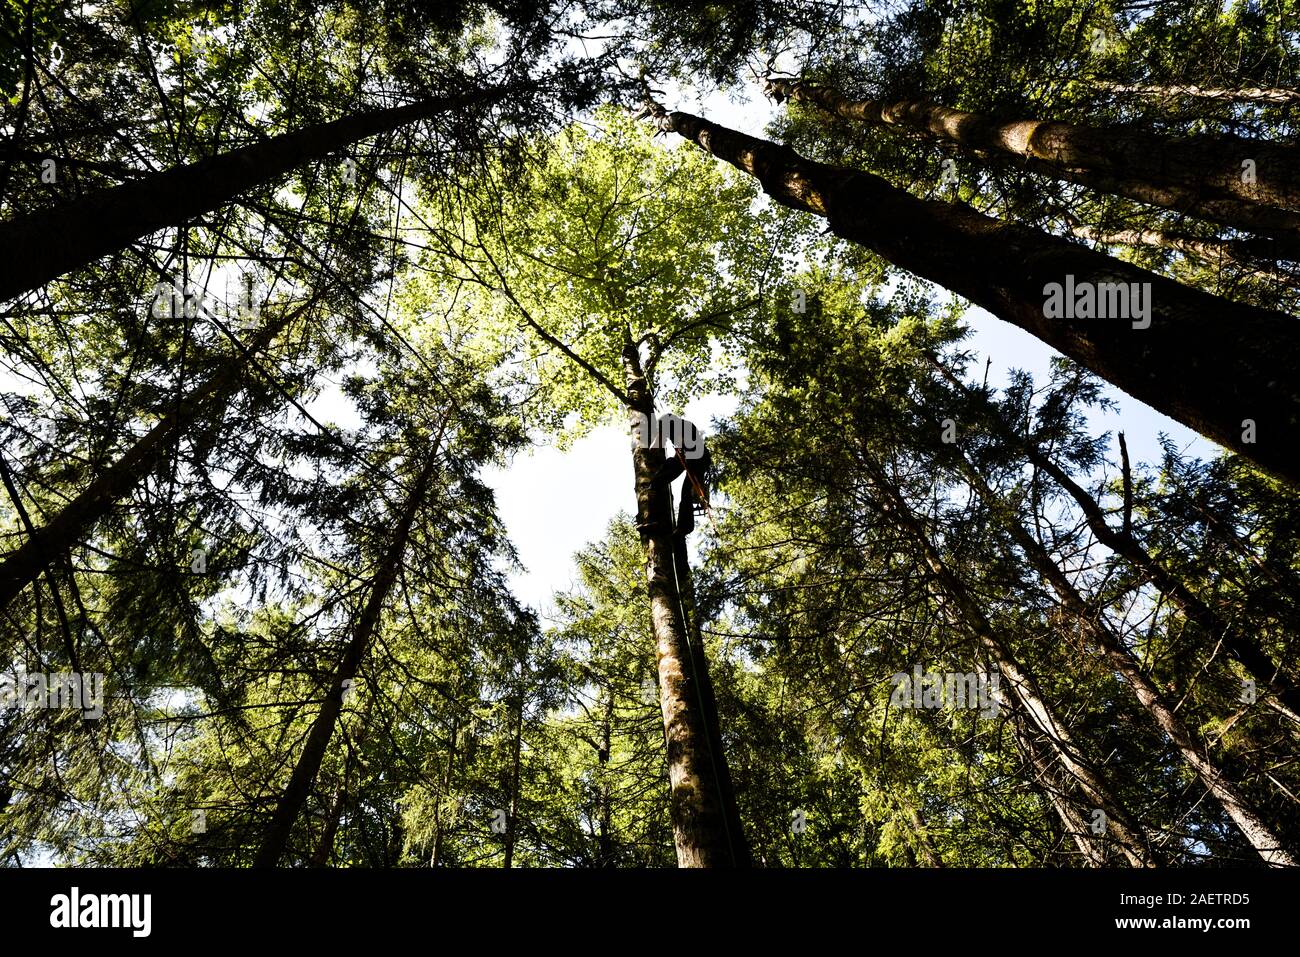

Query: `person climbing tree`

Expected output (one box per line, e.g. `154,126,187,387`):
419,112,771,866
651,413,713,537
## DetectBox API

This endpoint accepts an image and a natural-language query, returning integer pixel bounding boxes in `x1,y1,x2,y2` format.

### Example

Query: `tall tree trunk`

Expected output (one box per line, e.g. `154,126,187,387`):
502,690,524,869
671,529,752,866
1008,711,1111,866
597,690,614,867
654,106,1300,487
1032,446,1300,723
310,787,346,867
767,79,1300,254
0,307,299,611
253,447,440,868
0,82,518,302
862,451,1156,866
309,701,373,867
926,356,1300,721
1066,222,1300,289
1093,81,1300,107
430,715,459,868
623,344,744,867
896,796,944,867
953,450,1296,865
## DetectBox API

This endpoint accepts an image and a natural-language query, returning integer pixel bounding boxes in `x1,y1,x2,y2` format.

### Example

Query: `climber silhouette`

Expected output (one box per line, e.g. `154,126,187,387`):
652,413,712,537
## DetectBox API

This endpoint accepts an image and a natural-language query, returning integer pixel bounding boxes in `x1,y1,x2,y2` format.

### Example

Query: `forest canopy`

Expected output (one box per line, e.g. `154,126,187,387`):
1,0,1299,870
